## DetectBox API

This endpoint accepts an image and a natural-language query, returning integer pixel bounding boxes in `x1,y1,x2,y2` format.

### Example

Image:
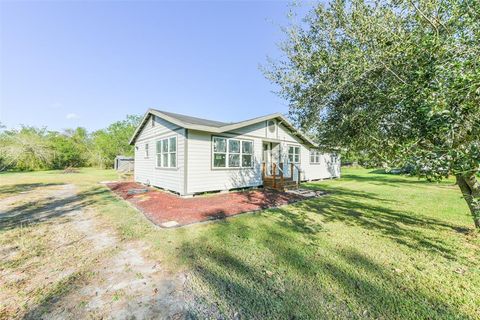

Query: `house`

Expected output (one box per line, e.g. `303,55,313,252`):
129,109,340,196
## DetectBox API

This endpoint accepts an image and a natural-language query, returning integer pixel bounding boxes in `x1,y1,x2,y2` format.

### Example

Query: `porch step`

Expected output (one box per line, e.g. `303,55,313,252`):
263,177,298,191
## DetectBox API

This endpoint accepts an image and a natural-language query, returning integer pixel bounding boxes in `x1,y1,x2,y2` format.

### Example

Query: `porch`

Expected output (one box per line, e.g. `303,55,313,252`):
261,141,301,191
262,162,301,191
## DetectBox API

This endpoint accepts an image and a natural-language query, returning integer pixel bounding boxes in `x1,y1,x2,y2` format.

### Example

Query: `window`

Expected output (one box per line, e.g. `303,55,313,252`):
310,149,321,164
145,143,149,158
169,137,176,167
213,136,253,168
242,140,253,167
213,137,227,167
228,139,240,167
288,145,300,163
156,136,177,168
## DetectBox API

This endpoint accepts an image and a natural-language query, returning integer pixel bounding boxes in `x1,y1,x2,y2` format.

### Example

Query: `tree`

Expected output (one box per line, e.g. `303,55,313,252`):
266,0,480,227
0,126,54,171
90,115,141,168
49,127,90,169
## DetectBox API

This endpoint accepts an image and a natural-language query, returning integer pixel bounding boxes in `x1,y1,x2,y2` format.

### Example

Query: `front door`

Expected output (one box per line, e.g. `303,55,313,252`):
263,142,281,175
263,142,271,164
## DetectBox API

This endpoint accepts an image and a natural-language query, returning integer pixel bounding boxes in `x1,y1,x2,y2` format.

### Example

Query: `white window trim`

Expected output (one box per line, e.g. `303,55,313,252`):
145,143,149,159
266,119,277,135
155,135,178,169
310,149,321,164
212,136,254,170
288,144,301,164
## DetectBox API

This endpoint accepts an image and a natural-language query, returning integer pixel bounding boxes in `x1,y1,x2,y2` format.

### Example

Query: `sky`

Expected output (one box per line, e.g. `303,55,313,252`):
0,1,313,132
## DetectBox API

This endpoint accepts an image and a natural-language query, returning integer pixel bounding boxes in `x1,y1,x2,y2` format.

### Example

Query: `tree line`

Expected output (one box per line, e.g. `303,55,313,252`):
0,115,141,171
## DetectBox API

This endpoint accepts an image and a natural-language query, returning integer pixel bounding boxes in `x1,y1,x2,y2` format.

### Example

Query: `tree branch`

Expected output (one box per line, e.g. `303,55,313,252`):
408,0,439,34
378,60,407,85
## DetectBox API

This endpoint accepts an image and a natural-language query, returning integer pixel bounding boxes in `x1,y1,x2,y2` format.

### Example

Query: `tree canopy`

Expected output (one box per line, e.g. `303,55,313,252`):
90,114,142,168
266,0,480,227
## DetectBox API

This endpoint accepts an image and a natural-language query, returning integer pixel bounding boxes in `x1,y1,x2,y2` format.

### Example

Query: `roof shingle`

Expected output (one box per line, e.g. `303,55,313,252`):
157,109,229,127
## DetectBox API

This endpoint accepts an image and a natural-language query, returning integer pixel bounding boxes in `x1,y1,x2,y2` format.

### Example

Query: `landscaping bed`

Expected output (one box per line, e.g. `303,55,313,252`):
106,182,316,227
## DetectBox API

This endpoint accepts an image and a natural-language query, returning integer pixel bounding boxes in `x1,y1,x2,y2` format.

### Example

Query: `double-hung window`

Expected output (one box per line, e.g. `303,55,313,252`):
228,139,241,167
145,143,149,158
288,145,300,163
213,136,253,168
156,136,177,168
310,149,321,164
241,140,253,167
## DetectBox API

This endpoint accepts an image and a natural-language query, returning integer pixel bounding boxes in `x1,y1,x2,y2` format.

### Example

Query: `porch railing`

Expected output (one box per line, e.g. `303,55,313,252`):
262,162,301,188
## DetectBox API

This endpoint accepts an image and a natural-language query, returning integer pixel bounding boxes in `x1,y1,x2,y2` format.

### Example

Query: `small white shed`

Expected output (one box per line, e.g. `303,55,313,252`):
114,156,134,172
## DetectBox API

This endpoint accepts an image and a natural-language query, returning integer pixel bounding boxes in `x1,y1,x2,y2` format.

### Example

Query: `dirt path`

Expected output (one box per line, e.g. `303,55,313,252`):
0,184,187,319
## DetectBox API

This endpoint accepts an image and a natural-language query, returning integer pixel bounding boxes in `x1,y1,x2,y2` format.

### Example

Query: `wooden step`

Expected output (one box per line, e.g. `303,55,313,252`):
263,177,298,191
263,176,294,180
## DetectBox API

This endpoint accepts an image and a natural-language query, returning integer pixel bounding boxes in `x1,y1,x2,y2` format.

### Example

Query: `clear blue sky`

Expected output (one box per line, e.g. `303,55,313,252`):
0,1,312,132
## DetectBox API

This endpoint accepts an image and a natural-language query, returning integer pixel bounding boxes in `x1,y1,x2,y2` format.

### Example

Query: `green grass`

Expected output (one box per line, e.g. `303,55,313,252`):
1,167,479,319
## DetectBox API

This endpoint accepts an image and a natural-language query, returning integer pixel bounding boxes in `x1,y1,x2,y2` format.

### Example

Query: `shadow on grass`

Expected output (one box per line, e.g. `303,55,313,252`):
299,185,467,259
180,215,467,319
0,185,112,231
341,173,430,187
22,271,86,320
0,183,65,198
179,172,472,318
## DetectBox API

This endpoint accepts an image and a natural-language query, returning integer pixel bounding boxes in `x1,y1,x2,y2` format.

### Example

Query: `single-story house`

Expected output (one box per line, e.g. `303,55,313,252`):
129,109,340,196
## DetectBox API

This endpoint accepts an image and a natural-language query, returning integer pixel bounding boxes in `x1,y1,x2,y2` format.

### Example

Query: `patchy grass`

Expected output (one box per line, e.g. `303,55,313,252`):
0,169,120,319
1,167,479,319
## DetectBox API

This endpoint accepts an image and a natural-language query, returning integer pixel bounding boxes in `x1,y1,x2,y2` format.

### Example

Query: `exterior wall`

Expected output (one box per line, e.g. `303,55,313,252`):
185,119,341,194
134,115,186,194
186,130,264,194
300,149,341,181
277,122,341,181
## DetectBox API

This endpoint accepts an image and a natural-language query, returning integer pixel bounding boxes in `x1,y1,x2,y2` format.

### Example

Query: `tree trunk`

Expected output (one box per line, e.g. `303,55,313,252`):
456,172,480,229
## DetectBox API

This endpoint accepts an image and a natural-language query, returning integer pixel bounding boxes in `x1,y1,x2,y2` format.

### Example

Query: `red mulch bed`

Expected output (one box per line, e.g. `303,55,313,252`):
106,182,307,227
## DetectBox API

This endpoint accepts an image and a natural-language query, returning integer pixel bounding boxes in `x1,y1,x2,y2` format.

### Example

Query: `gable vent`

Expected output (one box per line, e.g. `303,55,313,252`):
267,120,276,133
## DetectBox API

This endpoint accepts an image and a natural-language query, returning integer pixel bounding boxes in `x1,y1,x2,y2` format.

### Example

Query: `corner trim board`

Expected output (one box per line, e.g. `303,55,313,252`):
183,128,188,196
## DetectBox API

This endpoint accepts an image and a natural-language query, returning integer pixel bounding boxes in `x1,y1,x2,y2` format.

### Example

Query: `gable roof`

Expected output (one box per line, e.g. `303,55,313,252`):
129,108,317,147
159,110,229,127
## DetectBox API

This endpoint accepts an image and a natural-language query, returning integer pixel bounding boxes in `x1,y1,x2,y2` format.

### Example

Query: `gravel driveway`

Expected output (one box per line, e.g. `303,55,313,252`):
0,183,188,319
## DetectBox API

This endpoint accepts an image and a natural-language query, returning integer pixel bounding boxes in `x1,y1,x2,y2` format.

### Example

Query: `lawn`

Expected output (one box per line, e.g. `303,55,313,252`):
1,167,479,319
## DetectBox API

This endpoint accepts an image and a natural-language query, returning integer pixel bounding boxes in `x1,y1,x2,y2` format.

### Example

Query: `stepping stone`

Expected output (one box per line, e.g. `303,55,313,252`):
127,188,149,195
161,221,180,228
287,188,327,198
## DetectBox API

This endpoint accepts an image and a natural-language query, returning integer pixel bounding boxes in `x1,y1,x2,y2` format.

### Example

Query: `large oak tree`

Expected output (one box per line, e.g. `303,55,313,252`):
266,0,480,227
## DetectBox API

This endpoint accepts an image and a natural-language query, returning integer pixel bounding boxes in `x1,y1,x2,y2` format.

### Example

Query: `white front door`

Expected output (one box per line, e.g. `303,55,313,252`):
263,142,271,164
271,143,280,163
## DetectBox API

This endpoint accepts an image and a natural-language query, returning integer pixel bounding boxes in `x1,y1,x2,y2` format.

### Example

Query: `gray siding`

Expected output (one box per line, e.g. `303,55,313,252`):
186,130,264,194
300,148,341,181
134,115,185,194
